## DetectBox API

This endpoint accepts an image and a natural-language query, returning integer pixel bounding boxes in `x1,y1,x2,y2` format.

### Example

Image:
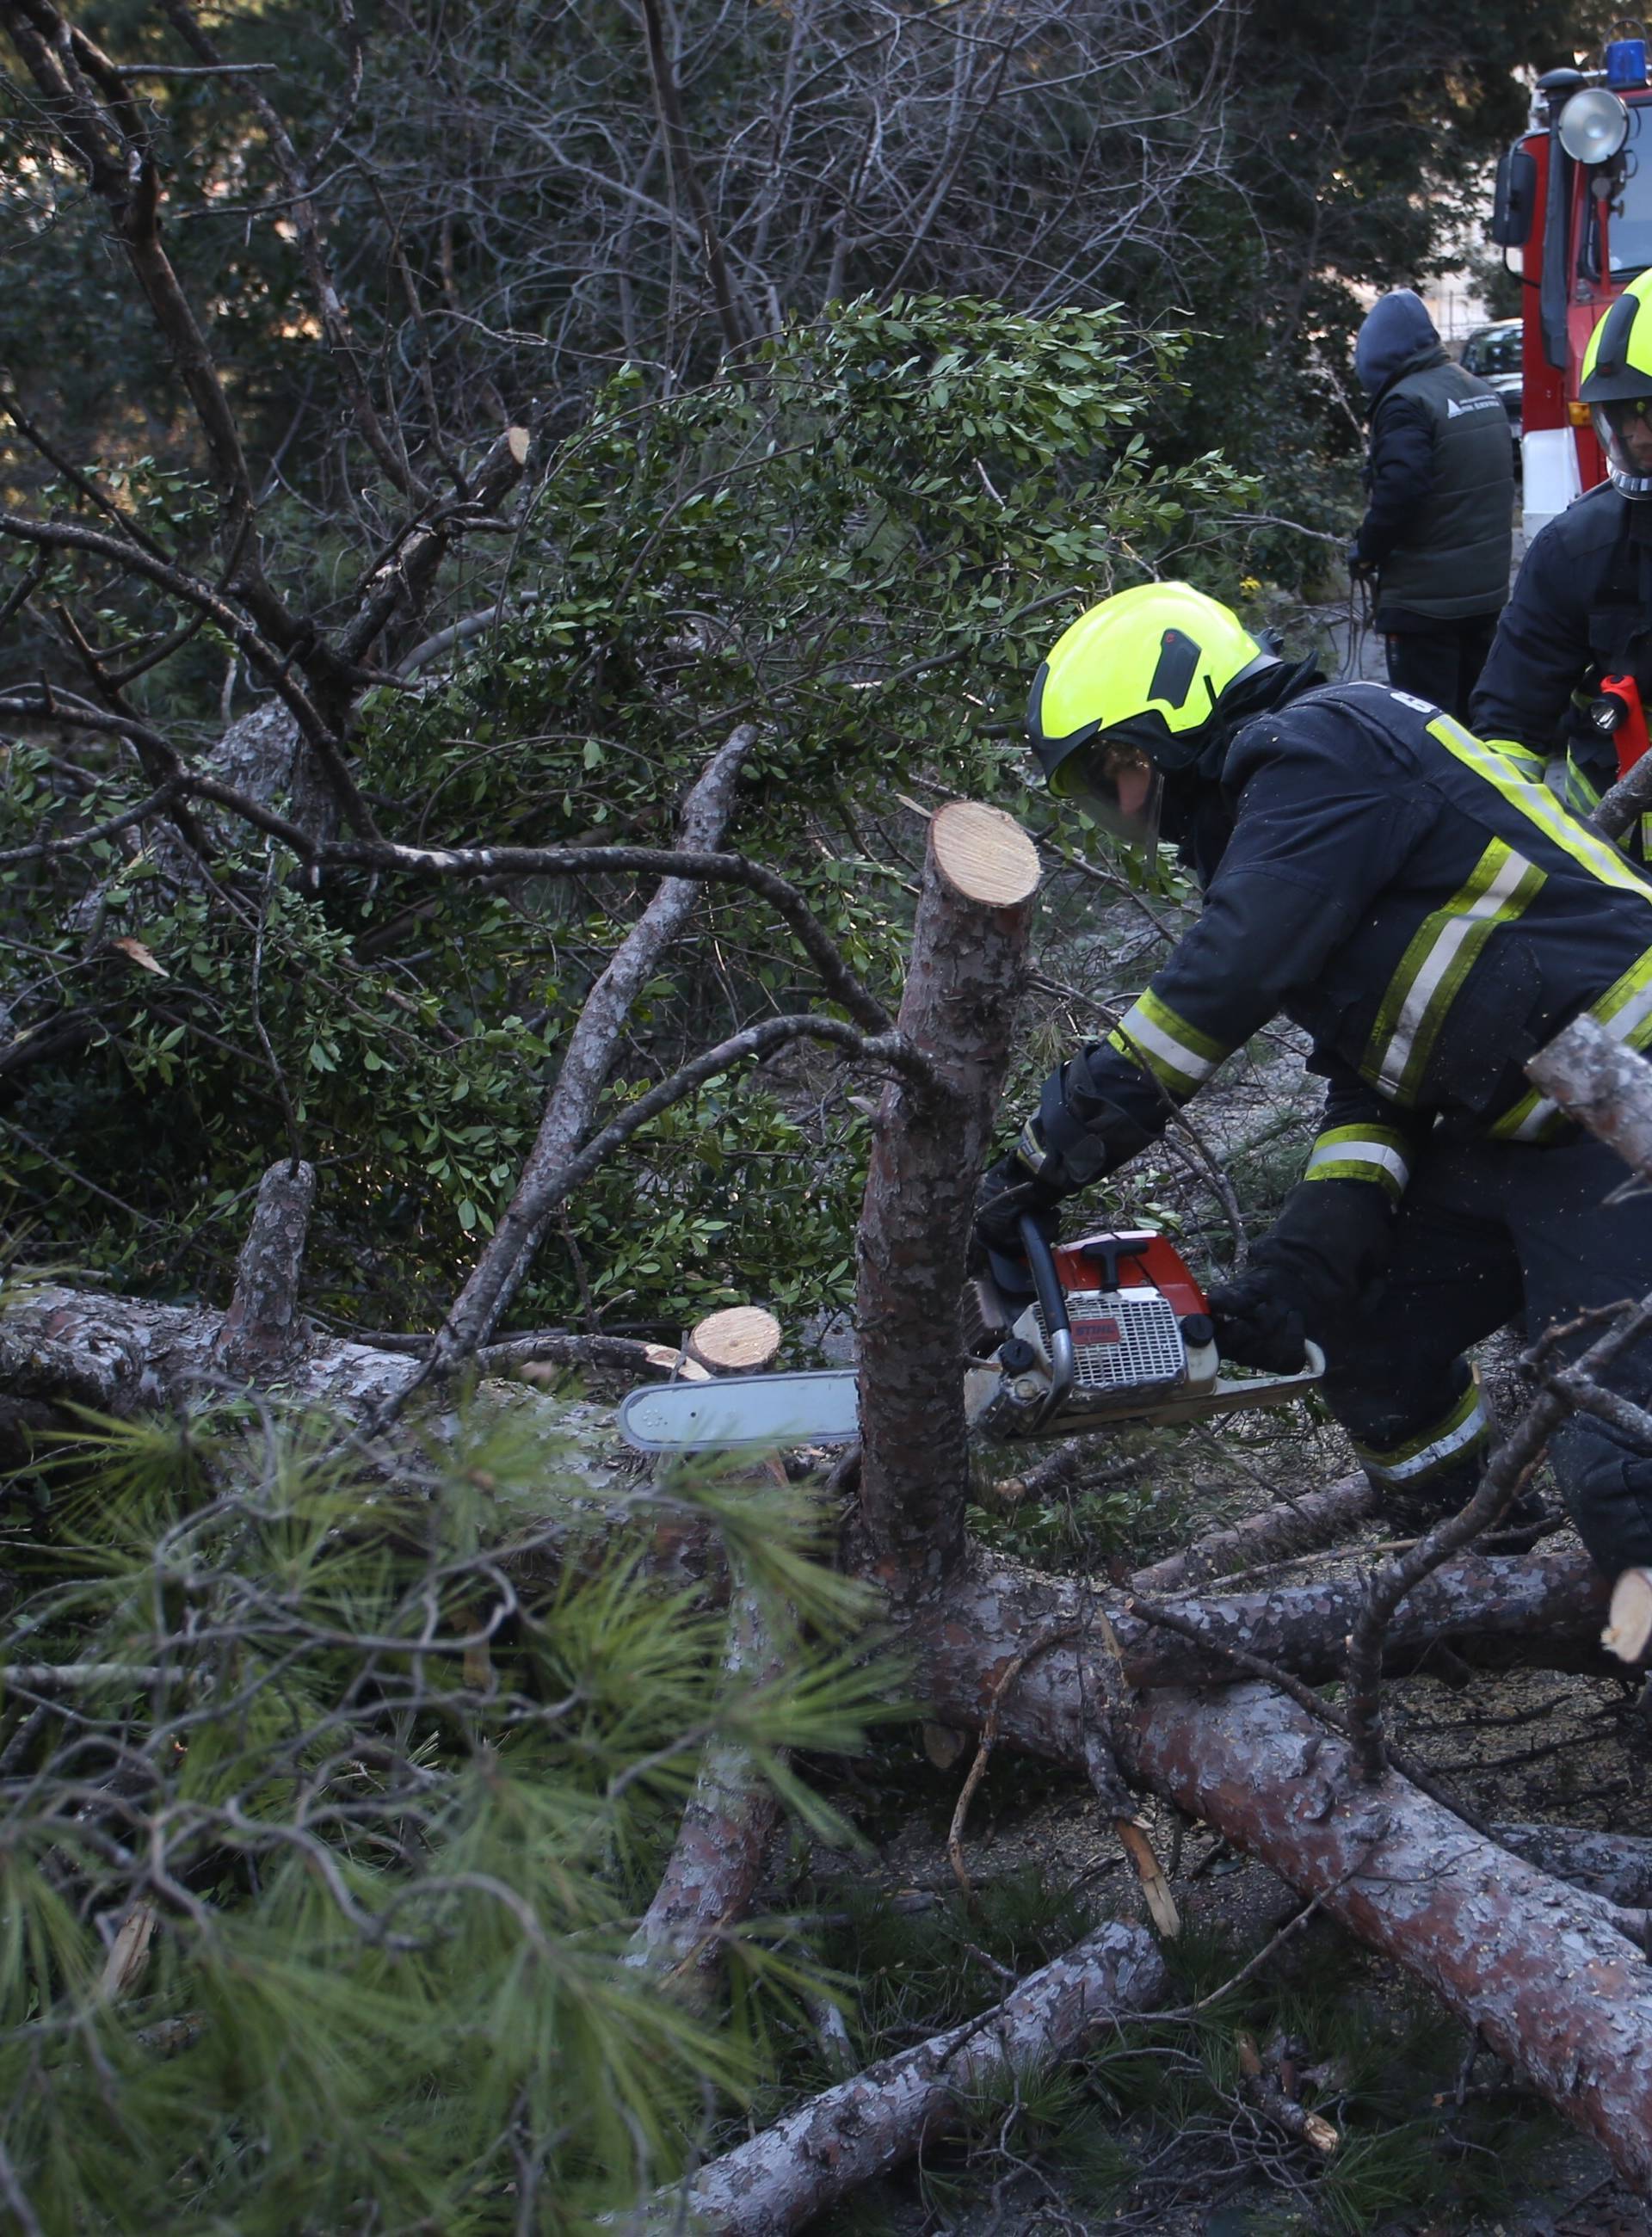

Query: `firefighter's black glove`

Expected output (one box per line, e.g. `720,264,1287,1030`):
971,1152,1063,1302
1208,1168,1400,1368
1346,542,1374,584
1205,1270,1310,1374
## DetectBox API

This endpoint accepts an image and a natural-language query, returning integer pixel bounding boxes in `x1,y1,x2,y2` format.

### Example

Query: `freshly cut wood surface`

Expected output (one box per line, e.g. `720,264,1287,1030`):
688,1305,782,1373
1603,1566,1652,1664
928,799,1040,907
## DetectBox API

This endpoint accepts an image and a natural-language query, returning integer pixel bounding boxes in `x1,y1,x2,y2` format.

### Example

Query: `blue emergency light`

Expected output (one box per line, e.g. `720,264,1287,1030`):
1605,38,1648,90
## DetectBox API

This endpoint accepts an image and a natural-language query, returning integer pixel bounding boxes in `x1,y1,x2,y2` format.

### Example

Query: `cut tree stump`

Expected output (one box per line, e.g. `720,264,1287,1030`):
928,798,1044,906
687,1307,782,1376
650,1921,1166,2234
854,801,1040,1600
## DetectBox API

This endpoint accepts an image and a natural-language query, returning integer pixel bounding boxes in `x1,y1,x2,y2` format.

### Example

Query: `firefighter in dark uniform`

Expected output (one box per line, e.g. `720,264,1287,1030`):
1470,270,1652,848
1351,288,1514,721
975,580,1652,1577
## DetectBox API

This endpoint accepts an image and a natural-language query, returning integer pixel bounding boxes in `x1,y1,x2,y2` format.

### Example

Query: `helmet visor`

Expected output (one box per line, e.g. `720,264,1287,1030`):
1047,734,1164,849
1592,397,1652,494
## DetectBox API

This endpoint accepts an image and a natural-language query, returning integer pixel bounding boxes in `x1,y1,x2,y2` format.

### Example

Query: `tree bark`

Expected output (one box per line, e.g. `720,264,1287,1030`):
1131,1547,1607,1689
1494,1823,1652,1907
916,1622,1652,2193
0,1282,410,1417
0,1281,632,1489
651,1922,1166,2234
1130,1473,1378,1596
212,1158,316,1381
1527,1013,1652,1180
623,1585,782,2006
427,724,759,1373
908,1545,1607,1701
1591,753,1652,847
0,1283,678,1415
854,803,1039,1600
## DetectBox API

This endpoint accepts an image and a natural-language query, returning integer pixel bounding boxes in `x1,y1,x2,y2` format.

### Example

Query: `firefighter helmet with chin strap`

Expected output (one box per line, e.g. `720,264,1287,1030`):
1027,582,1279,847
1580,270,1652,499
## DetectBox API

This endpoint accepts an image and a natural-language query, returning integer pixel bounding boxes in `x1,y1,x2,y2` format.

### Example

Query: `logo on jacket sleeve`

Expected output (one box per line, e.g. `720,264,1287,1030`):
1446,394,1503,417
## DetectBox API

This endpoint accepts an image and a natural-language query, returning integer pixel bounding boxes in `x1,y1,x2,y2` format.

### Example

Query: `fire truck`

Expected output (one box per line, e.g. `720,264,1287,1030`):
1493,33,1652,537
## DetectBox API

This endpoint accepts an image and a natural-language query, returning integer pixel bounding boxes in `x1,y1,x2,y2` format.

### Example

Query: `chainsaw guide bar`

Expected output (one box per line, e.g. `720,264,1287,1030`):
619,1370,860,1454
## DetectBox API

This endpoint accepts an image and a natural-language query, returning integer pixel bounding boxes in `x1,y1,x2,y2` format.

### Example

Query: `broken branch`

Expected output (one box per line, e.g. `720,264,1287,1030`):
653,1922,1167,2234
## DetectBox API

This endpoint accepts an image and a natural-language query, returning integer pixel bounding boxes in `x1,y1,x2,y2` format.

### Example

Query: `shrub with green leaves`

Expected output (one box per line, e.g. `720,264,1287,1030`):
0,1402,892,2234
3,295,1255,1340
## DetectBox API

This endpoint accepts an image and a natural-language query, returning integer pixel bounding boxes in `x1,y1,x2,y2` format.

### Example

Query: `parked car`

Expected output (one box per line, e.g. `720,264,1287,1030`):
1460,318,1523,462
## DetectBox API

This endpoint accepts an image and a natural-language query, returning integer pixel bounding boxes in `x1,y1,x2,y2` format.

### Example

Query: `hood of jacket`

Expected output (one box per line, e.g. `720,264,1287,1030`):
1355,289,1447,410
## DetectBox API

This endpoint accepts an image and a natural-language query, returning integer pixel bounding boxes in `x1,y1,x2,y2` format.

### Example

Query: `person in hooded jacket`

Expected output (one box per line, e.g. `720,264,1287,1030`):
1350,289,1515,720
975,580,1652,1577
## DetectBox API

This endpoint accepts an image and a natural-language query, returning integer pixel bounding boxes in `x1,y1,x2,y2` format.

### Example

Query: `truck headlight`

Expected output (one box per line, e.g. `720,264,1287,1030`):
1558,86,1630,164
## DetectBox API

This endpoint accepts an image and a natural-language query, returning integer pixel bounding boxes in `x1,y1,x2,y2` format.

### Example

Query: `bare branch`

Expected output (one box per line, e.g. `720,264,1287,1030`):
428,724,763,1361
157,0,431,506
0,515,378,837
319,835,891,1032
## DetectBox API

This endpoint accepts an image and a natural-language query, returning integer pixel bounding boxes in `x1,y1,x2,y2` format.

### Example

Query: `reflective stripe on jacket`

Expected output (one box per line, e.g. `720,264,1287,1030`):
1034,681,1652,1198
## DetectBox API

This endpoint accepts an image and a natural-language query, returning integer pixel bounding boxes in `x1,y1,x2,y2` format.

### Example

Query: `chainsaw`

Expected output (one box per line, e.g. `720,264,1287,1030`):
617,1216,1322,1456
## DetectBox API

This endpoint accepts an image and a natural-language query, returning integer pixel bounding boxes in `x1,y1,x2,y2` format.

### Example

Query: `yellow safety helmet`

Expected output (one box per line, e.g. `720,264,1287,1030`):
1026,582,1276,845
1580,270,1652,497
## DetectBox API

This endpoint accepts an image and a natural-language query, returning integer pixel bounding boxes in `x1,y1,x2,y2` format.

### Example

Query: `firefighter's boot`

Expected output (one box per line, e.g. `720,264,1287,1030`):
1354,1380,1543,1538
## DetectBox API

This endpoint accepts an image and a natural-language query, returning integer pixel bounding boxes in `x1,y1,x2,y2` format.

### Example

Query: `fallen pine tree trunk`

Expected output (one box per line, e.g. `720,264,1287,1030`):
1494,1822,1652,1908
0,1184,726,1591
644,1921,1166,2234
1121,1548,1608,1685
0,1276,673,1428
914,1545,1609,1698
915,1635,1652,2192
1130,1473,1378,1596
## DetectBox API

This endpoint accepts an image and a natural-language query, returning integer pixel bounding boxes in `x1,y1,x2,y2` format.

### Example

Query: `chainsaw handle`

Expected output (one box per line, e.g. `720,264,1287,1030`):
1018,1214,1075,1429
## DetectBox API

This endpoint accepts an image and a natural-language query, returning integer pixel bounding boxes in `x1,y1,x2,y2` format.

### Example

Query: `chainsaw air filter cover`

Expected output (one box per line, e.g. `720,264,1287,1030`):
1032,1285,1187,1393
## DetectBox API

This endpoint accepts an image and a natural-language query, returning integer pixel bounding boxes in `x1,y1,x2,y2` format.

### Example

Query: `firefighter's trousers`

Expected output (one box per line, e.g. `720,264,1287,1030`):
1316,1130,1652,1573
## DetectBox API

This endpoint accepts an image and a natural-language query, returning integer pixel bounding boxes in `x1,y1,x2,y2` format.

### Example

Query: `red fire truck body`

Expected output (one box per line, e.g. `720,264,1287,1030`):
1495,45,1652,536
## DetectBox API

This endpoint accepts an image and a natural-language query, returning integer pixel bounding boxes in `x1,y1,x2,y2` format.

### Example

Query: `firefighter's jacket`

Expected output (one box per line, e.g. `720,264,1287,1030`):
1468,478,1652,844
1028,680,1652,1212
